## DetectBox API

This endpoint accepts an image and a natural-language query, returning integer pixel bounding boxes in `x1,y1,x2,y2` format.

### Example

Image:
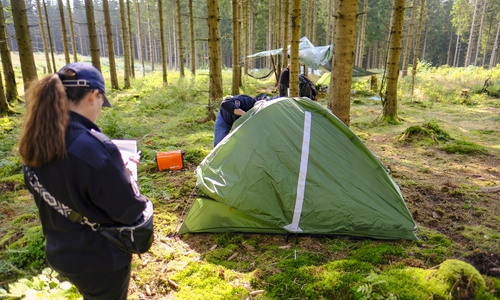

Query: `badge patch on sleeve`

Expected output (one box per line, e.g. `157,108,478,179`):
235,100,240,107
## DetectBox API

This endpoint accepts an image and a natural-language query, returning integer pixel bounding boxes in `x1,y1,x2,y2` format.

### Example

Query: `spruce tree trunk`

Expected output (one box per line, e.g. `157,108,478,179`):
146,1,154,72
481,13,492,67
326,0,333,45
85,0,101,71
489,20,500,68
248,2,254,70
231,0,240,95
167,18,173,69
57,0,70,64
11,0,38,91
474,0,487,66
421,22,427,60
43,0,56,72
159,0,168,85
283,0,290,67
238,1,243,86
267,1,272,69
276,0,282,73
357,0,368,67
0,1,18,101
119,0,131,88
207,0,222,121
401,0,417,77
188,0,196,75
382,0,405,123
0,70,8,114
135,0,145,76
312,0,318,45
173,17,178,69
465,0,479,66
176,0,185,77
411,0,425,96
103,0,118,89
66,0,78,62
290,0,301,98
35,0,51,73
328,0,359,126
242,0,249,76
304,0,312,76
446,29,453,66
453,19,462,66
306,0,312,40
127,0,135,78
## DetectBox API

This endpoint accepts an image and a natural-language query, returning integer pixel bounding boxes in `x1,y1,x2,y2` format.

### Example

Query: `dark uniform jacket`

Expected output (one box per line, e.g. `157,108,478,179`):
23,112,147,274
278,67,290,97
219,94,257,126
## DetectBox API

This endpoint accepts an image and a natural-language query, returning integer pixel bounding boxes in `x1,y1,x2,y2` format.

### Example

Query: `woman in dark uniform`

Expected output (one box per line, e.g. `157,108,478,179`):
19,63,149,300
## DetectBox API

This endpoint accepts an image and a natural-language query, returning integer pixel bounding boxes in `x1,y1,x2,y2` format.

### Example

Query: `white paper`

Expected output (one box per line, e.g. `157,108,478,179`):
112,139,138,181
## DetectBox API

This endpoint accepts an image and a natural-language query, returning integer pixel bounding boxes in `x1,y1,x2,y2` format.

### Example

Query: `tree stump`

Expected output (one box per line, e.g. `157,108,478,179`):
370,75,378,92
460,89,470,98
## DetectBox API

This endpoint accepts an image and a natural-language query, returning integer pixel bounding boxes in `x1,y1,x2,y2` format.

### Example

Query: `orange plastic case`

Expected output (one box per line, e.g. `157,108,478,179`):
156,150,184,171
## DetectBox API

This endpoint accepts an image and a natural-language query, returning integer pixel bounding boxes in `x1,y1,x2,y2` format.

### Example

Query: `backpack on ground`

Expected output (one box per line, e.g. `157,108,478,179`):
298,74,318,101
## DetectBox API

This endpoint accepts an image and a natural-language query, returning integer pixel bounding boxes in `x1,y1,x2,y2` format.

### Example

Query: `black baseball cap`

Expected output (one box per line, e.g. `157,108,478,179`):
58,62,111,107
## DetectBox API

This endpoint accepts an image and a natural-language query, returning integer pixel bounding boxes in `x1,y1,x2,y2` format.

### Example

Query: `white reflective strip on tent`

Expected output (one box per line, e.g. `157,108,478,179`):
284,111,312,233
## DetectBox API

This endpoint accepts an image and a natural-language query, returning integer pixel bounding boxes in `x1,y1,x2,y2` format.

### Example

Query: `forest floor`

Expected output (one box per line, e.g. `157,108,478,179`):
126,89,500,299
1,71,500,299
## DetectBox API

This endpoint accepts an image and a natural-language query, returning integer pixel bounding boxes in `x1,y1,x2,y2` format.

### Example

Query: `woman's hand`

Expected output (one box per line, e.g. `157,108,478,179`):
126,151,141,175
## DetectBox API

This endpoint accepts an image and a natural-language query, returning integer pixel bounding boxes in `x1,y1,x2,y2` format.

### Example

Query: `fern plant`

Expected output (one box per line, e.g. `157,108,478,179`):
0,268,78,299
356,271,398,300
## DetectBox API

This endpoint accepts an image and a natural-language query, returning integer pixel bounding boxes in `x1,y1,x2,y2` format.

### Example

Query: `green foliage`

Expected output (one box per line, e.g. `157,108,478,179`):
183,148,210,165
439,140,486,154
168,262,250,300
484,277,500,298
411,230,455,264
485,85,500,98
0,157,22,178
257,252,328,299
99,110,128,139
379,266,448,299
0,116,22,178
6,226,46,271
356,271,397,300
211,233,245,247
399,122,452,145
352,78,375,96
435,259,486,299
0,268,78,299
348,242,406,265
461,225,500,253
0,174,24,193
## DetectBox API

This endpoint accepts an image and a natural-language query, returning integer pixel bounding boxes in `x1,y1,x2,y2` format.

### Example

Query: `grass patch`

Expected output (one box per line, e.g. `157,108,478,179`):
439,140,487,154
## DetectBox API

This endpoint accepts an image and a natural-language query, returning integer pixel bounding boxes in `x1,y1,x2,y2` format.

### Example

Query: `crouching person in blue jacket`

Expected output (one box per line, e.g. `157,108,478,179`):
214,94,269,147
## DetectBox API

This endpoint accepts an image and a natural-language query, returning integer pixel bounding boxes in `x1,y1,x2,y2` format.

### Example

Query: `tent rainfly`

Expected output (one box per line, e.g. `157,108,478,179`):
178,98,418,240
247,36,377,77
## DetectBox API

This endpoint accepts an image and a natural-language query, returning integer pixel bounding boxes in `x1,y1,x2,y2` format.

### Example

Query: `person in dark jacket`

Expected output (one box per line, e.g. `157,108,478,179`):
19,62,148,300
214,94,264,147
278,64,290,97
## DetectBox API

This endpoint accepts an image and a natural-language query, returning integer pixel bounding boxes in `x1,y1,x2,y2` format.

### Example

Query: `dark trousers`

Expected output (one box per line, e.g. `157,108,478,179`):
59,264,131,300
214,111,232,147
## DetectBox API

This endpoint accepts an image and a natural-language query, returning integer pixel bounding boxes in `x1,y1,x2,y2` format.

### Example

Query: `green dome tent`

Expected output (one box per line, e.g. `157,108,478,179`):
178,98,418,240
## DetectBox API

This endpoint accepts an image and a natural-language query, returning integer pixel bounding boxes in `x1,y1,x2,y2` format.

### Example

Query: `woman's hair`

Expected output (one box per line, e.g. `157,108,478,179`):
18,70,91,168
